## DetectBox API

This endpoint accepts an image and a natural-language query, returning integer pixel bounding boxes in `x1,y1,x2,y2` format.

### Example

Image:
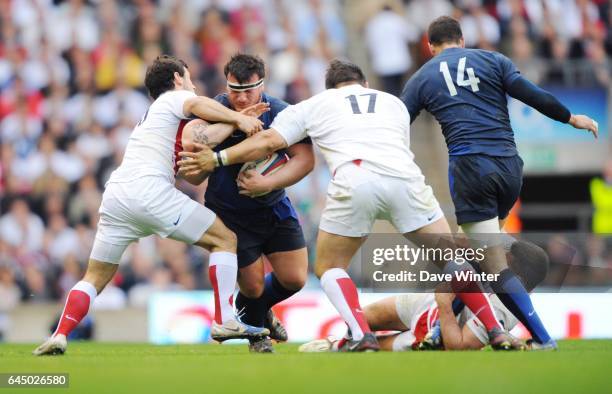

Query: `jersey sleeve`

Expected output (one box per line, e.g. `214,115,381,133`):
213,93,228,104
495,52,522,89
269,104,309,146
400,72,424,124
166,90,197,119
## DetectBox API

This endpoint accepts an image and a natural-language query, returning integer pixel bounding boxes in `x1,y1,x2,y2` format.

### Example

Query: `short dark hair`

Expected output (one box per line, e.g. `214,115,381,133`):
508,241,550,291
223,53,265,84
427,16,463,46
145,55,188,99
324,59,366,89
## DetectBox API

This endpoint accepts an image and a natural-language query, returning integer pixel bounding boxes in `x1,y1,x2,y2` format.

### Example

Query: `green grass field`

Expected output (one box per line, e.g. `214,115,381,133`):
1,340,610,394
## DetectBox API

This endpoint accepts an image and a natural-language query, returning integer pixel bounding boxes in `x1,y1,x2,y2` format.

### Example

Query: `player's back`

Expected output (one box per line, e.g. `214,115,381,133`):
295,84,422,179
109,90,195,184
402,47,519,157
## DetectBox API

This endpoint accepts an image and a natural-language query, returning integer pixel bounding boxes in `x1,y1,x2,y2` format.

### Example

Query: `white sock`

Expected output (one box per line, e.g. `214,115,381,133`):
320,268,369,341
392,331,417,352
209,252,238,324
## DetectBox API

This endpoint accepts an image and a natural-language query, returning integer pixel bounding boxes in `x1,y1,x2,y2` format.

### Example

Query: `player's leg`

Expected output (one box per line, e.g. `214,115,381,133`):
387,176,509,340
458,155,553,347
263,248,307,339
404,217,506,334
235,215,307,341
33,185,136,356
330,294,411,352
300,295,421,353
261,219,308,339
33,240,128,355
232,256,278,353
315,230,379,351
234,248,307,353
192,216,239,324
162,185,268,341
462,218,554,347
235,256,266,326
386,174,521,349
314,163,381,351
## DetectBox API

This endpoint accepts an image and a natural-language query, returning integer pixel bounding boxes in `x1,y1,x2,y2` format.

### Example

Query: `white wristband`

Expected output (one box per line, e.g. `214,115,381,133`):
219,150,229,166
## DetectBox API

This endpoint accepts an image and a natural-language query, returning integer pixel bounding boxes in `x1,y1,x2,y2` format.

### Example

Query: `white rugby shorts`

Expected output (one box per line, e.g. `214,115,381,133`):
90,176,216,263
319,162,444,237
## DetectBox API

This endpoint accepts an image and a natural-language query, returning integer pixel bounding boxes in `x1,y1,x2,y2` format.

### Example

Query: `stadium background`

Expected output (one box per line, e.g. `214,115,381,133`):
0,0,610,343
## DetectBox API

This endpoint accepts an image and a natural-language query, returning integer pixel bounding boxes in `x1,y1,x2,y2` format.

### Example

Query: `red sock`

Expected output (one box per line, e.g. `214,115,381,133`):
53,281,97,337
445,262,502,332
320,268,371,340
337,278,371,335
455,292,502,331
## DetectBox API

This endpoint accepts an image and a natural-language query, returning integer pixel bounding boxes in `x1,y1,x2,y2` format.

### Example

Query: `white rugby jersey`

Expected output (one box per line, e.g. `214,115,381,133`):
107,89,195,184
270,84,424,179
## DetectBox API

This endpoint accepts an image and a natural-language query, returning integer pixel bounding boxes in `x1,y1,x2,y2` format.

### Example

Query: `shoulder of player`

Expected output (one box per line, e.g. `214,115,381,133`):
157,89,196,101
262,93,289,114
151,90,197,112
467,48,510,65
213,93,231,107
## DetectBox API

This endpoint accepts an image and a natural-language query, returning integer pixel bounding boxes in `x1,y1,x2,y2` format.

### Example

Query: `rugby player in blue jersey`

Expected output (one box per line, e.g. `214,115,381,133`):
400,16,598,350
182,54,314,352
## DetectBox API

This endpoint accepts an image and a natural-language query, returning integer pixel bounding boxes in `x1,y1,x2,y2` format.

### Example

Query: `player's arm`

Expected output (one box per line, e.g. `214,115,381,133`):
178,129,289,177
178,103,309,177
179,103,272,184
183,96,267,136
400,72,424,124
179,119,236,185
499,55,598,138
435,292,485,350
237,140,315,197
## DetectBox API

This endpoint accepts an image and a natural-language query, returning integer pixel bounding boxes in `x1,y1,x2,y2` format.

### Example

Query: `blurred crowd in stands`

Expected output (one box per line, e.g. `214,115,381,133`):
0,0,610,324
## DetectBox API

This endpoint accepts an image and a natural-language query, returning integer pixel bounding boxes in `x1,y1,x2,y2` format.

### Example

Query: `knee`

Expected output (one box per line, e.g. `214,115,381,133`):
212,227,237,253
239,278,264,298
277,272,307,291
314,261,333,279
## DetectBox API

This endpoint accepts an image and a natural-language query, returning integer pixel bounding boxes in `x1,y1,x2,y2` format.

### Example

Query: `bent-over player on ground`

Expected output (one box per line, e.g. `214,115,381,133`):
300,240,549,352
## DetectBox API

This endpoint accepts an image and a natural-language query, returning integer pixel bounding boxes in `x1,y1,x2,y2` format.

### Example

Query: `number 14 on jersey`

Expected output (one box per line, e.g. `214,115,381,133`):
439,56,480,96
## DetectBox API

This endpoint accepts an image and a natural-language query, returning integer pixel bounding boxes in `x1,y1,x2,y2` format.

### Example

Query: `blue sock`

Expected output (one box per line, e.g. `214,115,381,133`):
451,298,465,315
235,273,299,327
235,292,267,327
261,273,299,311
491,269,551,344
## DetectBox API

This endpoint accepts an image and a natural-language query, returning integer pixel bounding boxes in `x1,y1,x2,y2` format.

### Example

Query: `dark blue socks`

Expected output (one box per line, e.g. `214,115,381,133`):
491,269,551,344
235,273,299,327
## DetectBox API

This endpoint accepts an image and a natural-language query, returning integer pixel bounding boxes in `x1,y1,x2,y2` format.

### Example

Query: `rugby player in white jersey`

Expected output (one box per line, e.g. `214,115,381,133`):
299,241,548,352
33,55,269,356
178,60,523,352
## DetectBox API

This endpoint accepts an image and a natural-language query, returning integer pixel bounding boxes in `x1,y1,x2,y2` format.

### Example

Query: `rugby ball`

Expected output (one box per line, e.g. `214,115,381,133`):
238,152,289,197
